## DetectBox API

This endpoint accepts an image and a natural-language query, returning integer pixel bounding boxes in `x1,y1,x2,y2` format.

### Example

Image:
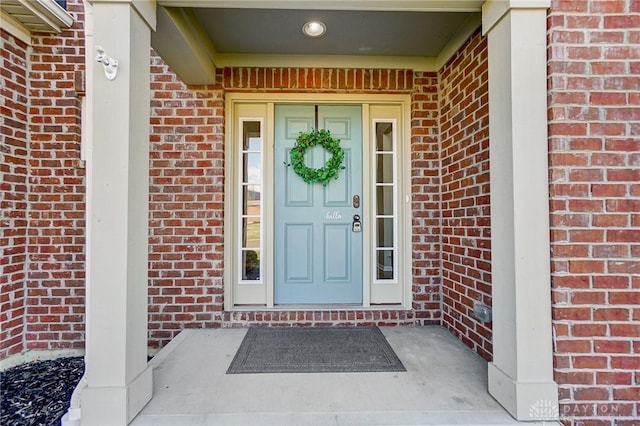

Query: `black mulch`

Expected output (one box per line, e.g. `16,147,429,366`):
1,357,84,426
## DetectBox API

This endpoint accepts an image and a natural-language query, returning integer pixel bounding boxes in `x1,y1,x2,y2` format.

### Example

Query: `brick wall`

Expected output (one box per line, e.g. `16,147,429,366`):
411,71,442,324
147,63,435,348
438,31,492,361
26,1,86,352
1,2,86,357
548,0,640,424
3,9,638,426
147,53,226,346
2,15,438,353
1,30,29,359
219,67,414,92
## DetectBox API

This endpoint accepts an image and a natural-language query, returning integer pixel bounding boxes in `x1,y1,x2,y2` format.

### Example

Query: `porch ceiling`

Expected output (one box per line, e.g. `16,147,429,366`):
152,0,483,85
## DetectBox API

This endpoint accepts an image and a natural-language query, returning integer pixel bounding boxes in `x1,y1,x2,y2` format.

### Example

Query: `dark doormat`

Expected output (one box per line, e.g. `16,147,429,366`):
227,326,406,374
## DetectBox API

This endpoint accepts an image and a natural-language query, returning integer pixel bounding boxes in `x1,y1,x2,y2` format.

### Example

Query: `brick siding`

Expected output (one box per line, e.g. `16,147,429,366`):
219,67,414,92
24,1,86,352
147,61,435,348
1,1,639,424
548,0,640,424
1,30,29,359
438,31,492,361
147,53,226,346
0,2,87,358
411,71,443,325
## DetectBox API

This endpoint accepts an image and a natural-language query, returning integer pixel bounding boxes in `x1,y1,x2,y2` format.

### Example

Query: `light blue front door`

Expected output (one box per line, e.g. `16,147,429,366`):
274,105,363,304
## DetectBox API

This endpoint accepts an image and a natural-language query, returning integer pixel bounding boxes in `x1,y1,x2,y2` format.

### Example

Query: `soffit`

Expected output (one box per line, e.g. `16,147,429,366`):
194,8,474,57
1,0,73,38
152,1,484,85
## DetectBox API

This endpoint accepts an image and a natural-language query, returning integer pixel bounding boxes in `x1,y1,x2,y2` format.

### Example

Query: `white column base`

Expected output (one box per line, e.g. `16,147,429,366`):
61,374,88,426
78,365,153,425
489,362,559,421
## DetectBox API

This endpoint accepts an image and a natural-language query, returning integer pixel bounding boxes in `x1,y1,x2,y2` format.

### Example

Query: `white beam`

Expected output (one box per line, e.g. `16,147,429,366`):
483,0,550,34
157,0,485,12
151,6,217,85
434,12,482,69
73,1,154,424
483,0,558,421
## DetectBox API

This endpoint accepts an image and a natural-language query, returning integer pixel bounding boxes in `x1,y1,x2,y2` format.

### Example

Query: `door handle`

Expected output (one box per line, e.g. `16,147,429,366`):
352,214,362,233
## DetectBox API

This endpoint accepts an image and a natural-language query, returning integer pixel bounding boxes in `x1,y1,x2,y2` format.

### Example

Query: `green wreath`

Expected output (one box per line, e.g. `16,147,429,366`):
286,129,345,186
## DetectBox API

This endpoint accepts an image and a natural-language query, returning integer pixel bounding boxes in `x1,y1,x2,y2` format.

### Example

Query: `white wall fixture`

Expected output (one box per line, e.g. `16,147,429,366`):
95,46,118,80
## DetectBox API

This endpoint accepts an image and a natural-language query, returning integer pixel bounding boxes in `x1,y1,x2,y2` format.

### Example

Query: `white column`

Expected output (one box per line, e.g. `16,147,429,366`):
79,1,156,424
482,0,559,421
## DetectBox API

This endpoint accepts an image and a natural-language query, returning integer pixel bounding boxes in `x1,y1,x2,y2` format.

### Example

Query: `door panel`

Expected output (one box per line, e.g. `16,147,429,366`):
284,224,312,281
324,224,351,281
274,105,362,304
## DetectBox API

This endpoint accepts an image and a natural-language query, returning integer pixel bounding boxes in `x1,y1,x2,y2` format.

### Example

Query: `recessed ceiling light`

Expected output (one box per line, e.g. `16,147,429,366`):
302,20,326,38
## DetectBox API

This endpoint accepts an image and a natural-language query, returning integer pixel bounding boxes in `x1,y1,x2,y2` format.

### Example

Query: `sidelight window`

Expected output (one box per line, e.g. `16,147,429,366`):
373,121,397,281
239,120,263,282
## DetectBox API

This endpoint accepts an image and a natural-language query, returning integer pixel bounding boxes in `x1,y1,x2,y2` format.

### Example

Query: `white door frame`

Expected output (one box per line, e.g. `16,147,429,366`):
223,93,412,310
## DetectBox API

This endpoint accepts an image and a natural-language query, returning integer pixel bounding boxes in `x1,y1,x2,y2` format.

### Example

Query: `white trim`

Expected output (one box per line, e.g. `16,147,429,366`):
81,1,94,163
132,0,157,30
228,105,269,306
482,0,550,35
434,13,482,69
158,0,484,12
89,0,157,29
28,0,74,29
361,104,372,308
369,106,405,304
224,93,412,310
0,0,73,35
265,103,276,308
225,92,411,104
401,101,412,308
0,11,32,44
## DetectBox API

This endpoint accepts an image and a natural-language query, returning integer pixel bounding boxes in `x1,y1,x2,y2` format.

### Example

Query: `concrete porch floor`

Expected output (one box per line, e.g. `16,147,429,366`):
131,326,549,425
